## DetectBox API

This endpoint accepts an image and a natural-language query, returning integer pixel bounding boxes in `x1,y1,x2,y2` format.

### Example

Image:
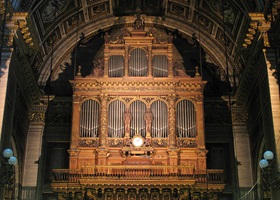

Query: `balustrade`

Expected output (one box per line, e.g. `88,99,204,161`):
51,166,224,184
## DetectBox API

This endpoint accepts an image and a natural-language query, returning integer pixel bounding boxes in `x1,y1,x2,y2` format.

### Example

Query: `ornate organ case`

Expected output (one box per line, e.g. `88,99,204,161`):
52,19,224,200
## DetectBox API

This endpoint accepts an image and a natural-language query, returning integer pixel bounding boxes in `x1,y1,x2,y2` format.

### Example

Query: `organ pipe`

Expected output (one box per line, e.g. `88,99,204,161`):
151,101,168,138
176,100,196,138
80,100,100,137
128,48,148,76
108,100,125,138
152,55,168,77
130,101,146,137
109,55,124,77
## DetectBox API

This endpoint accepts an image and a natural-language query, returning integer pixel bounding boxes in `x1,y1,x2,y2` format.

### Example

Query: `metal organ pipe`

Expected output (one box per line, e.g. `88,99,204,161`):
108,100,125,138
176,100,196,138
151,101,168,138
129,48,148,76
152,55,168,77
130,101,146,137
80,100,100,138
109,56,124,77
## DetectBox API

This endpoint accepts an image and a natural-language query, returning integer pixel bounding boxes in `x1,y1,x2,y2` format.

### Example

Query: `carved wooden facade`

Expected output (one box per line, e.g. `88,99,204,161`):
51,16,224,200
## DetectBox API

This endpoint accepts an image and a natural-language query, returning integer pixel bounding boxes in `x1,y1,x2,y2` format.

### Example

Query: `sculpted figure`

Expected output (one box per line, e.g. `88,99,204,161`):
173,60,187,76
133,13,144,30
124,108,131,134
144,108,153,135
92,58,104,77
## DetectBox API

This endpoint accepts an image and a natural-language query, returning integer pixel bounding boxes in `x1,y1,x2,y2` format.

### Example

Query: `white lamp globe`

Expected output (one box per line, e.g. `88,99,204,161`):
259,159,269,169
8,156,17,165
263,150,274,160
3,148,13,158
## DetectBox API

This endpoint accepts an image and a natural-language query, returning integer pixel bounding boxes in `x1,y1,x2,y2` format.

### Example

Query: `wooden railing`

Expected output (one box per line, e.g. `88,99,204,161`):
51,166,224,184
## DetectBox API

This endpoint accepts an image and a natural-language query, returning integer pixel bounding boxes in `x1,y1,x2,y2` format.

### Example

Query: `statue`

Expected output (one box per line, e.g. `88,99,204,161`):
104,32,110,44
144,108,153,136
173,60,188,76
92,58,104,77
133,13,144,30
124,108,131,136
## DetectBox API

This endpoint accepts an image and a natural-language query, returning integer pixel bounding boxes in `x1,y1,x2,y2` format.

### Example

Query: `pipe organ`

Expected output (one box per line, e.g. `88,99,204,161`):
51,15,225,200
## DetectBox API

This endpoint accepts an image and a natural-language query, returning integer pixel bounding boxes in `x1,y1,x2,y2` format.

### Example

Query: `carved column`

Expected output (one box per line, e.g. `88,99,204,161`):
167,43,173,77
263,49,280,199
0,12,19,143
196,96,205,148
231,102,254,197
103,43,109,78
68,95,81,169
71,95,81,149
22,101,47,200
97,94,108,169
99,94,108,148
168,94,176,148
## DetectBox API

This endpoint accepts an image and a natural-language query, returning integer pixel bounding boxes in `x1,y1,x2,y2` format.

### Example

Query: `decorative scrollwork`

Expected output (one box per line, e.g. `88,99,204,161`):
29,112,45,123
152,138,168,147
79,139,99,147
107,138,124,147
177,138,197,148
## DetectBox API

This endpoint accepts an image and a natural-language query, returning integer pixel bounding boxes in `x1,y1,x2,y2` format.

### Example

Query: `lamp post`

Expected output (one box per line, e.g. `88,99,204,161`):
1,148,17,199
259,150,280,199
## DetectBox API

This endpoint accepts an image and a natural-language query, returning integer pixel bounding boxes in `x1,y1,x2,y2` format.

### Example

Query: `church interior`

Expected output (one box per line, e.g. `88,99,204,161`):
0,0,280,199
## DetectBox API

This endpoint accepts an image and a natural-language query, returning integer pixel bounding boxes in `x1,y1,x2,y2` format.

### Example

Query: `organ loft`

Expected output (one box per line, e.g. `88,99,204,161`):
51,15,225,200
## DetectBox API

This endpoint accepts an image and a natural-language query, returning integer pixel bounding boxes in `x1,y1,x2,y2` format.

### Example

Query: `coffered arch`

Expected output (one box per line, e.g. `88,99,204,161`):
29,0,249,90
37,16,241,87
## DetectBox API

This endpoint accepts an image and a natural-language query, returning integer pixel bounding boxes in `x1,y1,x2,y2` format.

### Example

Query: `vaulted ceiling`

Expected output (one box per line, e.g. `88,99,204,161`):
24,0,262,96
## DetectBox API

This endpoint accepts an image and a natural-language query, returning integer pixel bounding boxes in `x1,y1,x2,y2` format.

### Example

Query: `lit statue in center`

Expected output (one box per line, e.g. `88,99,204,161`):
144,108,153,137
124,108,131,137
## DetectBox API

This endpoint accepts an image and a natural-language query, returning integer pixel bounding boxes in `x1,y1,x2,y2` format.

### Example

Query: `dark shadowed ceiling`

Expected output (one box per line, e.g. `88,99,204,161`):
24,0,256,97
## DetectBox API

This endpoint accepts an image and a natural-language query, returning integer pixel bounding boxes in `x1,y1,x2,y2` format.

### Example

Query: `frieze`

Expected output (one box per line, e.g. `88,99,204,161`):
177,138,197,148
29,112,45,123
152,138,168,147
79,139,99,148
73,80,205,94
107,138,124,147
